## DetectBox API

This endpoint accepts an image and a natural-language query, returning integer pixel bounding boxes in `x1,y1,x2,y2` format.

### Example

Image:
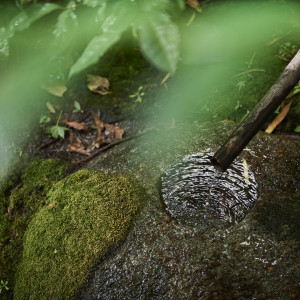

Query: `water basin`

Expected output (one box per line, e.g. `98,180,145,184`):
161,150,258,229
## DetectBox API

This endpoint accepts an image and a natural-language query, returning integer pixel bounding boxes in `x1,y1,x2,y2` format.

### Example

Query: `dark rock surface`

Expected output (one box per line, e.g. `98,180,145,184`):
78,121,300,299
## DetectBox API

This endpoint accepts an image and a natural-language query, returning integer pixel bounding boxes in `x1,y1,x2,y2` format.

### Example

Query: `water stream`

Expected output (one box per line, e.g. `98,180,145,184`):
161,150,258,229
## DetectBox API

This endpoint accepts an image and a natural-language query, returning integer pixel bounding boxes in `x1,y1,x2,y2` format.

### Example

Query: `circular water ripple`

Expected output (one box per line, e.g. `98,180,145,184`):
161,150,258,229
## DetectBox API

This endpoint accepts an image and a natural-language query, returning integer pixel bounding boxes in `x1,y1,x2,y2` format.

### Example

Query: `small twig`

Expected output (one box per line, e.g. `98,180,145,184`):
232,68,266,78
37,139,57,150
78,111,91,123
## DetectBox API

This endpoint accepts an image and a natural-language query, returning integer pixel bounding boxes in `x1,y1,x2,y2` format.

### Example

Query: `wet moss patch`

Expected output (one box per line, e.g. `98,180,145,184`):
0,158,68,299
14,169,145,299
9,159,68,214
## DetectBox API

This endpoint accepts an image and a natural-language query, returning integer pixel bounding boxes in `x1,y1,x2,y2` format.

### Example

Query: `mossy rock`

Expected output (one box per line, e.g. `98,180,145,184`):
14,169,145,299
9,159,68,213
0,158,68,298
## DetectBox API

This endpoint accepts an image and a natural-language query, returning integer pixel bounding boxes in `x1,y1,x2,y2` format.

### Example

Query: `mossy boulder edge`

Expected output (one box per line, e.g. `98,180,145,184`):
0,158,68,298
14,169,145,299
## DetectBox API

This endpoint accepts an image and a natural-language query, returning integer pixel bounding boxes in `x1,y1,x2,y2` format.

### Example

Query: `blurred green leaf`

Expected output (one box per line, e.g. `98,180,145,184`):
0,38,9,57
49,125,69,139
40,115,50,124
69,1,136,78
6,3,62,39
139,0,170,12
53,3,78,41
294,126,300,133
0,2,62,59
57,126,65,138
138,13,179,73
274,106,280,114
73,101,83,112
82,0,107,8
69,31,121,78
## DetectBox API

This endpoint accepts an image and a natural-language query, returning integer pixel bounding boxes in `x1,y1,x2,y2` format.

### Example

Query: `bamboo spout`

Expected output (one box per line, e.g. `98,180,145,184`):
211,49,300,171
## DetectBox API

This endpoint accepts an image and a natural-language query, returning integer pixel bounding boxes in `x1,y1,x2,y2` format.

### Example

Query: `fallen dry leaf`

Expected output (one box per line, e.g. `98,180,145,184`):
46,102,56,114
161,73,170,85
67,144,91,156
115,126,124,139
66,136,91,156
41,83,67,97
186,0,202,12
69,130,74,143
104,123,116,135
92,112,125,147
265,101,292,134
64,119,88,131
94,114,104,133
186,11,196,26
87,74,110,95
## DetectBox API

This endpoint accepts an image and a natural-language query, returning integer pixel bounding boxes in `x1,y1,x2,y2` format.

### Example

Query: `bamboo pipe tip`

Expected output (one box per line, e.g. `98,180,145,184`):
210,156,225,172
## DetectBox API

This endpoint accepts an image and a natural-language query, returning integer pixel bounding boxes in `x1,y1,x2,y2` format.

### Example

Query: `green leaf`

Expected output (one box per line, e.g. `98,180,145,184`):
138,13,180,73
5,3,62,40
240,110,250,122
237,80,245,91
294,126,300,133
94,2,107,24
69,1,137,78
0,38,9,57
57,126,65,138
69,32,121,78
40,115,51,124
6,11,28,38
51,126,59,139
53,4,78,41
50,125,69,139
139,0,170,12
74,101,81,110
83,0,106,8
274,106,280,114
27,3,63,24
177,0,185,10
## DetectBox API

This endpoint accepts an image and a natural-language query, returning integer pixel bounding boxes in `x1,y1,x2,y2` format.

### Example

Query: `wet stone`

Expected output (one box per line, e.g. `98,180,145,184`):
78,122,300,300
161,151,258,229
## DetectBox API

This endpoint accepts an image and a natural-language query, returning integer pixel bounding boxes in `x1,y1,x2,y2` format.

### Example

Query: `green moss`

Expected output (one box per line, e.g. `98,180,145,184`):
0,158,68,299
14,169,145,299
9,159,68,212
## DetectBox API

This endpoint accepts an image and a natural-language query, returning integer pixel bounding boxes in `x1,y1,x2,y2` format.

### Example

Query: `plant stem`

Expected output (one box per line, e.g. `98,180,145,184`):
56,110,63,126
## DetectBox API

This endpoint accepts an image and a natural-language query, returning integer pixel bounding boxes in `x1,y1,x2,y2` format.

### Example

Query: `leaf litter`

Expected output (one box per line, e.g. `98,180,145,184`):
63,111,124,156
64,119,88,131
41,83,67,97
87,74,110,95
66,131,91,156
92,112,124,150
